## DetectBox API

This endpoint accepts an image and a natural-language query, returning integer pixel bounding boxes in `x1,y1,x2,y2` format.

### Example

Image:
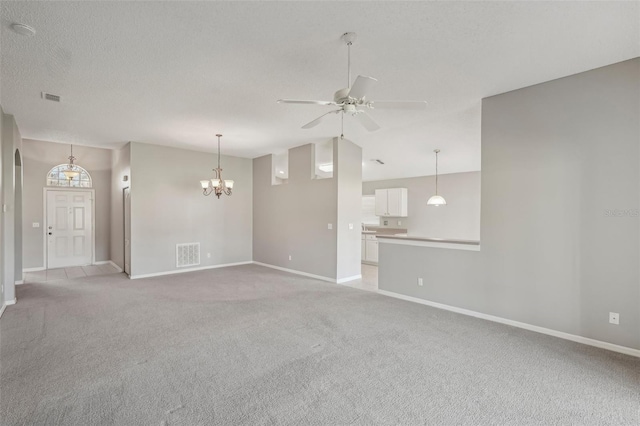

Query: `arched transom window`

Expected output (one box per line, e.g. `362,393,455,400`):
46,164,93,188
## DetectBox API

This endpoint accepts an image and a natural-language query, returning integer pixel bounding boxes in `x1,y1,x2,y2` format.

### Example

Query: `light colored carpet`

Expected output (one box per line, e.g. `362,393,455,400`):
1,264,638,425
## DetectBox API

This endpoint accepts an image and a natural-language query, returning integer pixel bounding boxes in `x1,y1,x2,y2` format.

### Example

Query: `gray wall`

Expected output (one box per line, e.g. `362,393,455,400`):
253,138,361,281
363,171,481,240
21,139,112,269
110,143,131,270
129,142,253,277
0,106,4,307
379,58,640,350
1,110,23,303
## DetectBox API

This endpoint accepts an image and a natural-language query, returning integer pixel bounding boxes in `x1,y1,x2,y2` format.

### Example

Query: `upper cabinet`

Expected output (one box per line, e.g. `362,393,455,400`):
374,188,408,217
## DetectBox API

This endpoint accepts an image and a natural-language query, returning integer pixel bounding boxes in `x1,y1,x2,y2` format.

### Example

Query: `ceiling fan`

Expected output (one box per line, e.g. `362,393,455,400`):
277,32,427,136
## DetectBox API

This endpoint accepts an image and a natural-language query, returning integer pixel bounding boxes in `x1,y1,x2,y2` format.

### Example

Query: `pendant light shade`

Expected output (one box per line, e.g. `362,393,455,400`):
427,149,446,207
63,145,80,181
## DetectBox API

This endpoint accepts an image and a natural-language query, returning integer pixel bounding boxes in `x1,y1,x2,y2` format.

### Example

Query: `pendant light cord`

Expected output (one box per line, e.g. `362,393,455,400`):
435,149,440,195
217,135,221,170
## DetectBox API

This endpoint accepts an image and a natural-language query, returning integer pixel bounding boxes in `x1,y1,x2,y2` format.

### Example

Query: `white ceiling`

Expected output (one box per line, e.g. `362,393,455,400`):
1,1,638,181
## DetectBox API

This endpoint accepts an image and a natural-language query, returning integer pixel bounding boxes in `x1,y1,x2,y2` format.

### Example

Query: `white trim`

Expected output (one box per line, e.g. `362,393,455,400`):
5,298,17,305
377,289,640,358
0,303,6,318
23,266,46,273
378,238,481,251
94,260,124,272
15,280,24,285
129,261,253,280
253,262,336,283
337,274,362,284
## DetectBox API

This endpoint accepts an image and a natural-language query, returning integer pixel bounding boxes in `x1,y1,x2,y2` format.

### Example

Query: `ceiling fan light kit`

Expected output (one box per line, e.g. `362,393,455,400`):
277,32,427,136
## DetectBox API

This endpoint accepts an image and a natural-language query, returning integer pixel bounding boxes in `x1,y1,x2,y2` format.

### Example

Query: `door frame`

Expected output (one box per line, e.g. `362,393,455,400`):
123,186,130,276
42,187,96,269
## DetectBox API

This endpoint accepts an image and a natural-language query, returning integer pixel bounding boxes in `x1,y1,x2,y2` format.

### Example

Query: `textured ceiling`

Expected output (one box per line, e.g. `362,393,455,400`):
1,1,638,181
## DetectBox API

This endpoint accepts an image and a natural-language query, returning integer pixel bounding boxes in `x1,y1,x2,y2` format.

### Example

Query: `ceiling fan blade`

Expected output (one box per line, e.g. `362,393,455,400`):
355,112,381,132
278,99,336,106
302,110,341,129
367,100,428,110
347,75,377,100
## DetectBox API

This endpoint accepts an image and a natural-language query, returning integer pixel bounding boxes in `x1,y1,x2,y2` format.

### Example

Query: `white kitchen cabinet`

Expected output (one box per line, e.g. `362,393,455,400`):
362,234,379,264
365,239,379,263
374,188,408,217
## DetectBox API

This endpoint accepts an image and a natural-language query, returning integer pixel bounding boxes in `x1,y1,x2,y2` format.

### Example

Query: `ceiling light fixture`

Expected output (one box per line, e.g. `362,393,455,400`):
427,149,446,207
200,134,234,198
11,23,36,37
63,145,80,181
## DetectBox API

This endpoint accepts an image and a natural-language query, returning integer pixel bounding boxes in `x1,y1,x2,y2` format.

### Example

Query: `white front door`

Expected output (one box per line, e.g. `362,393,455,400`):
46,190,93,269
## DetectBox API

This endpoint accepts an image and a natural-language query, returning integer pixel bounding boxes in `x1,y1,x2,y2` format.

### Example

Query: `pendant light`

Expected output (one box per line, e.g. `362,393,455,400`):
200,134,234,198
62,145,80,181
427,149,446,206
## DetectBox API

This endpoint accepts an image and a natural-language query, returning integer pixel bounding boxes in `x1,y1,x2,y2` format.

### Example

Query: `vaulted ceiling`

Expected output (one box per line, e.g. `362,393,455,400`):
1,1,638,181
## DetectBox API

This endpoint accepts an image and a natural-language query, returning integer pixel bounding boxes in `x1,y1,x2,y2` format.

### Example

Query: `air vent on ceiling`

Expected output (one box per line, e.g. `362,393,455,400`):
371,159,385,165
176,242,200,268
41,92,61,102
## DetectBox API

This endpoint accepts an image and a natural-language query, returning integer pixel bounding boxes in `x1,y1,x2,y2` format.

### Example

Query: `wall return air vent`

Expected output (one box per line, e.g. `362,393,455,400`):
41,92,61,102
176,242,200,268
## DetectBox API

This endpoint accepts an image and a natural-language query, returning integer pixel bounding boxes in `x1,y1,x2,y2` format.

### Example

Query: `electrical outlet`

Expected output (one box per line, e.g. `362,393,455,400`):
609,312,619,325
207,253,211,258
348,223,353,230
417,278,423,286
397,220,402,226
32,222,40,228
327,223,333,230
288,255,292,261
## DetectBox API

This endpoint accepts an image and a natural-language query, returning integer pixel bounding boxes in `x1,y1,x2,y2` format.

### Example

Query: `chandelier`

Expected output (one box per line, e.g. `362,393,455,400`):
63,145,80,181
427,149,446,206
200,134,234,198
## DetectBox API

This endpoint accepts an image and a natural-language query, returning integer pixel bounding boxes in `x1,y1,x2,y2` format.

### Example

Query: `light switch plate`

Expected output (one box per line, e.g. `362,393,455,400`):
327,223,333,230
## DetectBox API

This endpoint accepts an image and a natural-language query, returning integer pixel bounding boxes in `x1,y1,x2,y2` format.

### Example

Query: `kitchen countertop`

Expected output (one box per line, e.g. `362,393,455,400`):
376,235,480,245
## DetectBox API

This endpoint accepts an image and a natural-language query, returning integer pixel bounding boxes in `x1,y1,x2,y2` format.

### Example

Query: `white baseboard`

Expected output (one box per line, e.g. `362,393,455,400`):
252,262,339,283
94,260,123,272
1,298,17,318
377,290,640,358
337,274,362,284
23,266,46,273
15,280,24,285
130,261,253,280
